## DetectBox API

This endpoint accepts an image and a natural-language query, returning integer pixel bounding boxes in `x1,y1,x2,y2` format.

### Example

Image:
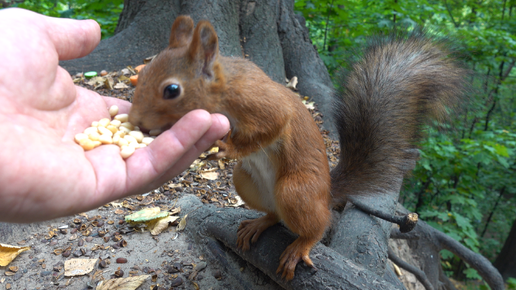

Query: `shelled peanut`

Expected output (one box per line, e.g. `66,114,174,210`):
74,105,159,159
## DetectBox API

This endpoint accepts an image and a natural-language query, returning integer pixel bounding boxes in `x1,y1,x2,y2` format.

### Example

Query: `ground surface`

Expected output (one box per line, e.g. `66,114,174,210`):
0,68,340,290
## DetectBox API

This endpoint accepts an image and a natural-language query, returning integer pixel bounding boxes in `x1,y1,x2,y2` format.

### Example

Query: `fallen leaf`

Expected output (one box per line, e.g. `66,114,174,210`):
126,65,136,75
144,54,157,64
96,275,150,290
176,214,188,231
200,171,219,180
170,207,181,215
167,183,183,189
189,159,206,171
229,196,245,207
218,160,225,170
86,76,106,89
0,243,30,266
64,259,97,277
286,76,298,90
150,216,180,235
302,100,315,110
114,82,130,89
125,207,169,224
104,76,114,90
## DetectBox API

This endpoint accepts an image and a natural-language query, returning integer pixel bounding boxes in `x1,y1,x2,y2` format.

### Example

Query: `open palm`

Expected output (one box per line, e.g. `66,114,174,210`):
0,8,229,222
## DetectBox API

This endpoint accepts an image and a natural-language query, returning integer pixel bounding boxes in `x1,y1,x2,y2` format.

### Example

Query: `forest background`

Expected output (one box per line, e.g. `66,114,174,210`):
2,0,516,288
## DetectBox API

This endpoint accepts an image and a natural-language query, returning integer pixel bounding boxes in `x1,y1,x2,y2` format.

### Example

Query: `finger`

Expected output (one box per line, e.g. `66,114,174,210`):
156,113,229,177
83,111,228,207
45,15,101,60
124,110,228,194
128,112,230,191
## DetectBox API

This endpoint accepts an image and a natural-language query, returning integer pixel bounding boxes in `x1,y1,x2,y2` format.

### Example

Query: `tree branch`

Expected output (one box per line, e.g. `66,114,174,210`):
391,207,505,290
444,0,459,28
388,248,434,290
480,186,505,237
348,195,418,233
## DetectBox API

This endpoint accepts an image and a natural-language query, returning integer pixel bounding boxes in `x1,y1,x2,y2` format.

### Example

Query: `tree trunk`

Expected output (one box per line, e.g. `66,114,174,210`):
60,0,336,133
494,219,516,279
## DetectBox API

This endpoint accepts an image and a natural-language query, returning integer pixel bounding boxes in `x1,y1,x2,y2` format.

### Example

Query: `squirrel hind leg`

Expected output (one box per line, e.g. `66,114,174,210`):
233,163,280,250
277,236,319,280
237,213,279,251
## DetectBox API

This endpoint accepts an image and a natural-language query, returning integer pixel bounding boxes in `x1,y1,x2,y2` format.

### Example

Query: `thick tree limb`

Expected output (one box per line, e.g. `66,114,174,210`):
329,175,405,277
178,195,403,290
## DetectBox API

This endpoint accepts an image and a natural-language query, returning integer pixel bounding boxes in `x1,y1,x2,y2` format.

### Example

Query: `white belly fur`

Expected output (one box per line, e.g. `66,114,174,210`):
240,142,279,213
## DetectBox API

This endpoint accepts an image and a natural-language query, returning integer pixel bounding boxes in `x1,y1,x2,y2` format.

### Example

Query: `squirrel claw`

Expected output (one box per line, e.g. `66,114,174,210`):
202,140,228,161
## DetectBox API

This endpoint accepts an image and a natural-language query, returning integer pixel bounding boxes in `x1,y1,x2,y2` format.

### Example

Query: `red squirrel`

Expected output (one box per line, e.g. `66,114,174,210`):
128,16,465,280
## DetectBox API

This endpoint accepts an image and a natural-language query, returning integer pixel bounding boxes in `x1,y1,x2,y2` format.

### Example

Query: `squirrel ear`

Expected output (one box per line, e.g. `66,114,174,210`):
169,15,194,48
188,20,219,78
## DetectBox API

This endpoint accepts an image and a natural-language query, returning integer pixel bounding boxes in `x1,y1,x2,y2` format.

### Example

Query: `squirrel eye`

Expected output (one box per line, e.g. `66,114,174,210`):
163,84,181,100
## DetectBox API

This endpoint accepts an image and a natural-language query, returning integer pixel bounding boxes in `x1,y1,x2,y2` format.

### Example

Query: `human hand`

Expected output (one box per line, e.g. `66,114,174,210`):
0,8,230,223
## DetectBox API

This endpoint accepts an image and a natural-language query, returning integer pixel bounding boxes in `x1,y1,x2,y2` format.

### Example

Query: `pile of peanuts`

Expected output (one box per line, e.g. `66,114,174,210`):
74,105,160,159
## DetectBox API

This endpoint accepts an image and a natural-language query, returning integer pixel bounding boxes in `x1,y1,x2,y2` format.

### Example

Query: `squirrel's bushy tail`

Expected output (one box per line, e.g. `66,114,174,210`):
331,31,467,203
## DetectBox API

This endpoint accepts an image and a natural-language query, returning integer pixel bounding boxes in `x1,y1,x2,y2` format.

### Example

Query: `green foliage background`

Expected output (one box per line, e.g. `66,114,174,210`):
4,0,123,39
4,0,515,284
295,0,516,284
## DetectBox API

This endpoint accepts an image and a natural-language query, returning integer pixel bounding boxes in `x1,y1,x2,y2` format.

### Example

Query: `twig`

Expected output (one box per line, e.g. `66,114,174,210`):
348,196,418,232
388,248,434,290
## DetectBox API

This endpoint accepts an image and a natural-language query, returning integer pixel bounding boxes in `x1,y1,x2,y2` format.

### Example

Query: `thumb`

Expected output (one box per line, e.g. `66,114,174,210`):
46,15,101,60
0,8,101,61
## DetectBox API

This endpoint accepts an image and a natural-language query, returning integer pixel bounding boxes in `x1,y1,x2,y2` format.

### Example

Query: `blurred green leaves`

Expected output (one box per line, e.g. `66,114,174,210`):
7,0,123,39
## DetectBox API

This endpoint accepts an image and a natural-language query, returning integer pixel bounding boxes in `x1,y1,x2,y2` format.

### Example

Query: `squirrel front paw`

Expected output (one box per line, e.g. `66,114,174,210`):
206,140,228,160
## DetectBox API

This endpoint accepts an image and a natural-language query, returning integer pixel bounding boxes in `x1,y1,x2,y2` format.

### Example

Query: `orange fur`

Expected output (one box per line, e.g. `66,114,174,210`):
129,16,331,280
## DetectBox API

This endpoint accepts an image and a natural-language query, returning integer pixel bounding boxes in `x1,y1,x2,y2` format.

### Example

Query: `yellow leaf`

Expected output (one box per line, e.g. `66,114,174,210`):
150,216,179,235
301,100,315,110
125,207,169,223
170,207,181,215
96,275,151,290
114,82,129,89
64,259,97,277
0,243,30,266
177,214,188,231
189,159,206,171
200,170,219,180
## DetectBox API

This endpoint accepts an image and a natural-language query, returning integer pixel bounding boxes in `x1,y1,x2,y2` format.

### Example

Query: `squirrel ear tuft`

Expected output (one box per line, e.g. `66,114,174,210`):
188,20,219,78
169,15,194,48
